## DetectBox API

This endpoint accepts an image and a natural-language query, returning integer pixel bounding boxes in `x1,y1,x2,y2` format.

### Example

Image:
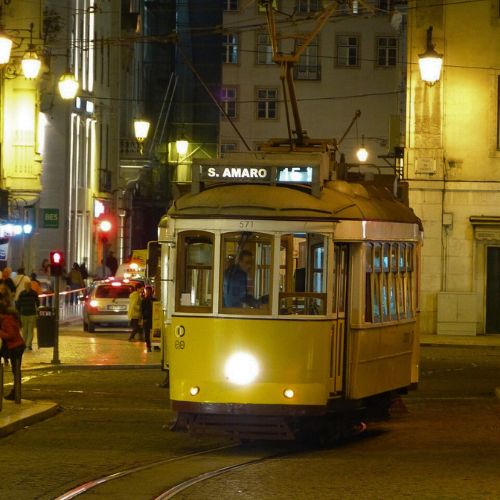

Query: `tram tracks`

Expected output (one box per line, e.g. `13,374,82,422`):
55,443,284,499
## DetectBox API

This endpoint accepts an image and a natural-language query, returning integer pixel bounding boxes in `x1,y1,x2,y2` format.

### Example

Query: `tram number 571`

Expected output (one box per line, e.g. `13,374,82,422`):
239,220,254,229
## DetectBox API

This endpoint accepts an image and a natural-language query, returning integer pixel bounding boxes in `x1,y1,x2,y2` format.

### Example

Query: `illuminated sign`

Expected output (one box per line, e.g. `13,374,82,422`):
199,165,314,184
94,200,105,218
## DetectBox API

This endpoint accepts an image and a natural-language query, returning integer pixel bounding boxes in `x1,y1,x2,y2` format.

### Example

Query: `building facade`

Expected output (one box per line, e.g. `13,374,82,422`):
220,0,406,161
406,0,500,334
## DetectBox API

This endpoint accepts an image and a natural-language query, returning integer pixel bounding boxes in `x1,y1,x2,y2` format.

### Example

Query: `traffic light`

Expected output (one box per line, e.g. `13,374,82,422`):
97,218,113,243
50,250,64,276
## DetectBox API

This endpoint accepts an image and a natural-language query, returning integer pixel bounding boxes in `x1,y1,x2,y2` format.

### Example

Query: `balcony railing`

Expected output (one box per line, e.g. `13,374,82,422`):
294,65,321,81
120,137,141,157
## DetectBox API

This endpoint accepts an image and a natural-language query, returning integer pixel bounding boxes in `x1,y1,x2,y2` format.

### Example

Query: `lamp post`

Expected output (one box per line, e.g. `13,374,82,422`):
21,23,41,79
418,26,443,86
98,219,112,279
134,118,150,155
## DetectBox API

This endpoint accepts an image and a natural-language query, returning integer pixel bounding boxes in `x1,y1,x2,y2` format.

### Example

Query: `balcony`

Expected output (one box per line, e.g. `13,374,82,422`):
294,65,321,81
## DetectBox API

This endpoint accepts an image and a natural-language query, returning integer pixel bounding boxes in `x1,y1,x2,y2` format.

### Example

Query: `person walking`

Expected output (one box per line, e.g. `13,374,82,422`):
30,272,42,295
106,251,119,277
0,267,16,294
141,286,154,352
0,297,25,400
13,267,31,301
16,281,40,351
128,283,144,342
68,263,85,304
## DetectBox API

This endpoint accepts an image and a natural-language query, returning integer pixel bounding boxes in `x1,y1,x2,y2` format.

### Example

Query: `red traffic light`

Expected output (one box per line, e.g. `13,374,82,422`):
50,250,65,276
98,219,112,232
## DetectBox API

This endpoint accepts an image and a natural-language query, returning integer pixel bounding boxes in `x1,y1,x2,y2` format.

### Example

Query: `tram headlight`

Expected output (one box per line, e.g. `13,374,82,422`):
189,386,200,396
224,352,259,385
283,388,295,399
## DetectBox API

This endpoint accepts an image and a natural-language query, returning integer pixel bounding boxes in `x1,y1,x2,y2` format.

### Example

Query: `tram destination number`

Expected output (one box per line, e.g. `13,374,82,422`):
239,220,254,229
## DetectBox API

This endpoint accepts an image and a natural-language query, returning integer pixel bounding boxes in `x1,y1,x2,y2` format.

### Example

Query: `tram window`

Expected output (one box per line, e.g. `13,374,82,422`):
279,233,327,315
220,232,272,314
176,232,214,312
365,242,415,324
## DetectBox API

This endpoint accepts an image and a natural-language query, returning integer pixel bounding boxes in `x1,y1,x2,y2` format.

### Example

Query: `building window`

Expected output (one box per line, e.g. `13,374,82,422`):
256,88,278,119
376,0,391,12
224,0,238,11
335,35,359,67
297,0,320,13
222,34,238,64
220,143,237,157
221,87,237,118
376,37,397,67
257,32,274,65
295,37,320,80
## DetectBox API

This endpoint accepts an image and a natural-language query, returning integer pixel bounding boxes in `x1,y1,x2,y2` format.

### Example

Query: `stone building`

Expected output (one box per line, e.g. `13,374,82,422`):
406,0,500,335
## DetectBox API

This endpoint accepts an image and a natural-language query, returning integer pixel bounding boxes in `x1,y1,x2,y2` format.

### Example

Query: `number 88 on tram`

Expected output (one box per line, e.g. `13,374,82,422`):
159,153,422,440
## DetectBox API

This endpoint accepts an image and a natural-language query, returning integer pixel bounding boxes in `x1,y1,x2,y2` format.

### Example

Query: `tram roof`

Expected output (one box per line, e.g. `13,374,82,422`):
164,181,421,226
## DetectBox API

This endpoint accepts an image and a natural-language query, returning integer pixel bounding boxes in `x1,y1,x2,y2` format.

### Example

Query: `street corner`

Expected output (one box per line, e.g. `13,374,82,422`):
0,399,60,438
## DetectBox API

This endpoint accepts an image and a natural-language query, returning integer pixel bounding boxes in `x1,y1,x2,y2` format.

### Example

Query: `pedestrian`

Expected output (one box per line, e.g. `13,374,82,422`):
13,267,31,301
0,267,16,294
30,272,42,295
141,286,154,352
68,263,84,304
128,283,144,342
79,258,89,285
0,296,25,400
39,258,50,277
15,281,39,351
106,251,118,276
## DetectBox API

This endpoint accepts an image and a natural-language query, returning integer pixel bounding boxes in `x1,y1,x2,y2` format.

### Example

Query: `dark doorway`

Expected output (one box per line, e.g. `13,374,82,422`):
486,247,500,333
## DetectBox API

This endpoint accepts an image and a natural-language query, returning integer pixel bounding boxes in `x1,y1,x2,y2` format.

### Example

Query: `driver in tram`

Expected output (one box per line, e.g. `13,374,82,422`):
223,250,256,308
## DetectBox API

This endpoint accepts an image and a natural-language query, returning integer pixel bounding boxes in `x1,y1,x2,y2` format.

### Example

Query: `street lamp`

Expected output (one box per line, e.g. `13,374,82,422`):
176,137,189,155
418,26,443,86
58,72,79,100
22,46,41,79
134,118,150,155
0,31,12,65
356,135,368,162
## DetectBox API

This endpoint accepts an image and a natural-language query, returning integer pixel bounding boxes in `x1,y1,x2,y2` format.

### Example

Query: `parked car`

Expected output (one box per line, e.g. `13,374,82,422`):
83,280,136,332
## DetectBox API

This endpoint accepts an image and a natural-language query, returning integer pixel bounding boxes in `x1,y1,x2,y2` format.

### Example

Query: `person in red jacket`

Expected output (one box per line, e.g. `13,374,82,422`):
0,297,25,400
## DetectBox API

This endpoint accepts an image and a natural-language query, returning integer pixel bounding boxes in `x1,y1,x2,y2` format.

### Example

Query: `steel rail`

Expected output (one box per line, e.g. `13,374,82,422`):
54,444,237,500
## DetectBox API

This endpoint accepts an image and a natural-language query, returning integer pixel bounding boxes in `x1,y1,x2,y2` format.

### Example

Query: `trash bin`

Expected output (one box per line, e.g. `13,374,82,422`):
37,307,56,348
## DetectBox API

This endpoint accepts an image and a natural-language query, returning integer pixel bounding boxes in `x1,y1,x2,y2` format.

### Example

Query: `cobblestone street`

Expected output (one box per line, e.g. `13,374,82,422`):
1,340,499,499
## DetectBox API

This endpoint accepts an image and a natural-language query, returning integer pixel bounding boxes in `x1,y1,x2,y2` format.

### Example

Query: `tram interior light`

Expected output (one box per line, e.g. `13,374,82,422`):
224,352,259,385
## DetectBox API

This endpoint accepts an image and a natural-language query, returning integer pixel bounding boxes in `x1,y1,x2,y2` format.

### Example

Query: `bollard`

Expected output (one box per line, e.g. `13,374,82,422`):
0,360,3,412
13,357,21,404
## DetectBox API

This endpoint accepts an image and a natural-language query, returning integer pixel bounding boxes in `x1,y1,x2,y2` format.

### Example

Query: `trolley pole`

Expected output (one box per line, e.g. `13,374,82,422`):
51,274,61,365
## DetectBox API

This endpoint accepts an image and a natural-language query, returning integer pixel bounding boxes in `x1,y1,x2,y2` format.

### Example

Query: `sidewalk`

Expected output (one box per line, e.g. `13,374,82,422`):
22,322,162,370
420,334,500,348
1,322,162,438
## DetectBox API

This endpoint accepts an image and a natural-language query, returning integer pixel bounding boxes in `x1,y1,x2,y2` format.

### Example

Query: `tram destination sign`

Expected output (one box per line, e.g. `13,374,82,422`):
198,165,313,184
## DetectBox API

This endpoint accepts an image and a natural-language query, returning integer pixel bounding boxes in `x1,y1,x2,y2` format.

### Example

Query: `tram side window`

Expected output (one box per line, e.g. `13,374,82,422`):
220,232,272,314
365,242,414,323
176,232,214,312
279,233,327,315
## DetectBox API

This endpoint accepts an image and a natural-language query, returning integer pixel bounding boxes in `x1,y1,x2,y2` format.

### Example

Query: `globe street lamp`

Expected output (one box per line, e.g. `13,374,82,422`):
418,26,443,86
22,46,41,79
356,135,368,162
58,72,79,100
134,118,150,155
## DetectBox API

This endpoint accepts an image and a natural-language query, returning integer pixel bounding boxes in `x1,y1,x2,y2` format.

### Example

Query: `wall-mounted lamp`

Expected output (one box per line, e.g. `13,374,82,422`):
356,135,368,162
134,118,150,155
418,26,443,86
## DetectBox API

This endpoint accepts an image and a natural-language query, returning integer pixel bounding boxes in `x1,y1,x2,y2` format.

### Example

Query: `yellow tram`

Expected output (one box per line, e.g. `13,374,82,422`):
158,151,422,440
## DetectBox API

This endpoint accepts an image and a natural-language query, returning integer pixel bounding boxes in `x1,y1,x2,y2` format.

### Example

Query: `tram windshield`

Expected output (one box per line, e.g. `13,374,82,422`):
221,232,272,314
279,234,327,315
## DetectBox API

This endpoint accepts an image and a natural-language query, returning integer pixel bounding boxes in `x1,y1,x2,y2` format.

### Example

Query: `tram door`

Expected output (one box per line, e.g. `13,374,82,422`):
330,243,349,394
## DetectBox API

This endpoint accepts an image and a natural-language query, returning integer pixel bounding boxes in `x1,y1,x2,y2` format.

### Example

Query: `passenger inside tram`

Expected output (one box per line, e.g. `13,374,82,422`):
222,250,258,308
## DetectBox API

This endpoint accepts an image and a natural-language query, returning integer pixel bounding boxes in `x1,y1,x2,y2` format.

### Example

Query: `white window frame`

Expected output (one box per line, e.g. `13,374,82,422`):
335,34,360,68
256,87,278,120
221,86,238,118
222,33,239,64
256,32,274,65
376,36,398,67
295,36,320,80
